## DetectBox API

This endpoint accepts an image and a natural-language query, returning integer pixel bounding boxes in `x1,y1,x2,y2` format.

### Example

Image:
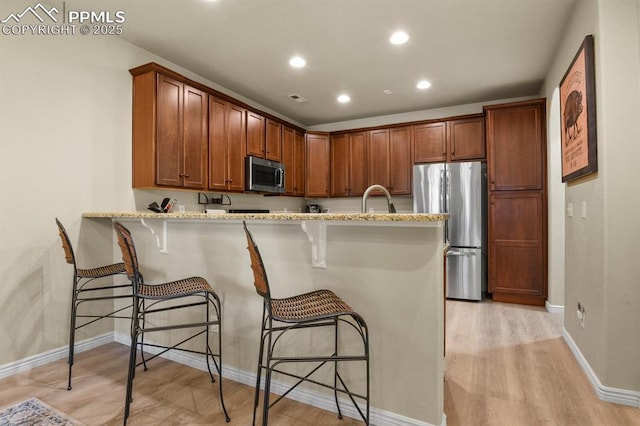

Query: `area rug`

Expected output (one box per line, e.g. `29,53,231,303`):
0,398,84,426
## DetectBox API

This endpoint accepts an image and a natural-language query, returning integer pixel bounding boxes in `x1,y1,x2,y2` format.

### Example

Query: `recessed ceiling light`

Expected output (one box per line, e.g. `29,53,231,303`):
383,89,393,95
417,80,432,89
289,56,306,68
337,94,351,103
390,31,409,45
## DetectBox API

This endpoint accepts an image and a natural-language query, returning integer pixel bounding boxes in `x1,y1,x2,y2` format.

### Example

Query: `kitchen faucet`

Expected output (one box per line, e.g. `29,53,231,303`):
362,184,397,213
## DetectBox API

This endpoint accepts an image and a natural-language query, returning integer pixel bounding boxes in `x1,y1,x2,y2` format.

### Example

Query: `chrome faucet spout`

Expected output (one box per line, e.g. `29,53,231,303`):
362,184,396,213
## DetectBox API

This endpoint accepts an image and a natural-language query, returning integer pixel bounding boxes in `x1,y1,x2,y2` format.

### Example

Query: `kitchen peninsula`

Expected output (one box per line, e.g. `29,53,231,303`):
82,211,447,426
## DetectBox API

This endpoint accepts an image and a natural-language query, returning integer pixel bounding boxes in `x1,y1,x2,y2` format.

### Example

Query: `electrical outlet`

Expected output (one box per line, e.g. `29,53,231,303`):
577,302,585,328
211,324,219,333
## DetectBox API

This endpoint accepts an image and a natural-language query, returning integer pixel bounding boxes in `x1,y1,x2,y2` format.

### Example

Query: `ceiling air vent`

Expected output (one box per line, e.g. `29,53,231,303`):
288,94,307,103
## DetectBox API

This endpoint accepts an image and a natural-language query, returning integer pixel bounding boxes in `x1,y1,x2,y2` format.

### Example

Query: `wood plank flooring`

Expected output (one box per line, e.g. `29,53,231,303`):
1,301,639,425
444,299,640,426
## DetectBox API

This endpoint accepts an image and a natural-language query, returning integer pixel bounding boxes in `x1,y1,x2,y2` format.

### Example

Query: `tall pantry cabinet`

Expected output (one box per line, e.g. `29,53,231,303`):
485,99,547,306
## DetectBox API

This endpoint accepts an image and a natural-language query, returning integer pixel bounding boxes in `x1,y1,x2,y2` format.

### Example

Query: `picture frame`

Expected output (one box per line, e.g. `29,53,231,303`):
560,35,597,182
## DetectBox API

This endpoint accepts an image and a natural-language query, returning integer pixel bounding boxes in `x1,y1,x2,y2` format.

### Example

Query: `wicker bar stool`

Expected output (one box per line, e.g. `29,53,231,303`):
113,221,230,424
56,218,131,391
242,221,370,425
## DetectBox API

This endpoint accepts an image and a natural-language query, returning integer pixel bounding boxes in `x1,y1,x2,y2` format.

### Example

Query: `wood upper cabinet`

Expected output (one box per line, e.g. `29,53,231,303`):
489,191,546,302
265,119,282,161
413,115,484,163
368,127,411,195
282,126,305,196
247,113,282,162
208,96,246,192
246,111,266,158
389,126,412,194
331,132,367,197
413,122,447,163
132,70,207,189
305,133,330,198
448,116,485,161
485,100,545,191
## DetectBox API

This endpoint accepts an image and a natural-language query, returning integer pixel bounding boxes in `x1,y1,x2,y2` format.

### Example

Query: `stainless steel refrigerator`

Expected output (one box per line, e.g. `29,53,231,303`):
413,161,487,301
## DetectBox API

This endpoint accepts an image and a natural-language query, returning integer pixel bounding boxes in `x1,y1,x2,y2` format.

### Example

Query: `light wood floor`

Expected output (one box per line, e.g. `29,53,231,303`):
2,301,639,425
444,299,640,426
0,342,363,425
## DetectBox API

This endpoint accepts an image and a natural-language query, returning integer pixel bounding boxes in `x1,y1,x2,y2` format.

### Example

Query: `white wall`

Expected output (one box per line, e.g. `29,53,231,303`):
0,9,296,364
541,0,640,393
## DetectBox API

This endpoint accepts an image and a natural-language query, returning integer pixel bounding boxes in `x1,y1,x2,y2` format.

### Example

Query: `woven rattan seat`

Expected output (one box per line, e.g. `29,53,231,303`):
114,221,229,424
271,289,354,322
76,263,126,278
243,221,370,425
138,276,213,299
56,218,131,391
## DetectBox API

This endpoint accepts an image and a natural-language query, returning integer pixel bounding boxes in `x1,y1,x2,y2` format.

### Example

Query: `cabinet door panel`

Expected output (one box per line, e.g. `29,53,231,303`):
283,126,295,195
208,97,227,190
182,85,208,189
265,119,282,161
226,103,246,192
349,132,367,196
156,75,183,187
246,111,265,157
487,102,544,191
489,192,545,299
293,131,306,196
389,127,412,194
306,133,330,197
413,122,446,163
448,117,485,161
330,134,349,196
368,129,389,187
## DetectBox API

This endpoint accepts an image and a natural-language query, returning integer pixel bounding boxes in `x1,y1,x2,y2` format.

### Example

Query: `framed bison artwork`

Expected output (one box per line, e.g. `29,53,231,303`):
560,35,597,182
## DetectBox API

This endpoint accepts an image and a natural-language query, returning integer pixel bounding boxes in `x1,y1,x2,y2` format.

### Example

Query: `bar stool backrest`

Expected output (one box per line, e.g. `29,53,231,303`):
55,218,76,266
113,221,141,285
242,221,271,301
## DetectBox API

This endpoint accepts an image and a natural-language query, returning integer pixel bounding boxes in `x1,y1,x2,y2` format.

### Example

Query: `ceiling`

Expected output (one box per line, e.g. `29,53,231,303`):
92,0,576,126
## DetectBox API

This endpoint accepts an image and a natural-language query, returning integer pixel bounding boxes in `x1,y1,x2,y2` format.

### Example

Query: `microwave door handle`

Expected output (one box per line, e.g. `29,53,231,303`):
276,168,284,187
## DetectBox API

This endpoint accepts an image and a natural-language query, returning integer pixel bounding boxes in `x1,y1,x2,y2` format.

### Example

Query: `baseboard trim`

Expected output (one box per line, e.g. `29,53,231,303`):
0,332,114,380
545,300,565,315
562,328,640,408
114,332,442,425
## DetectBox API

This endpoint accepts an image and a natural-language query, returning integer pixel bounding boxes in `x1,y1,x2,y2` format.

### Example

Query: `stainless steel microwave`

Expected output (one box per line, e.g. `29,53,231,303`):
245,156,285,193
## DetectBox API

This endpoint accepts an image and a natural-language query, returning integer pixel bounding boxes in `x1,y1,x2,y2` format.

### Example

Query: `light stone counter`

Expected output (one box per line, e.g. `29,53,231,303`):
83,211,448,222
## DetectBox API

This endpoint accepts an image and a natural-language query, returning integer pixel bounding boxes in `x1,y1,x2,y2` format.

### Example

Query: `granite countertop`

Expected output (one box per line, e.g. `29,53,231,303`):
83,211,448,222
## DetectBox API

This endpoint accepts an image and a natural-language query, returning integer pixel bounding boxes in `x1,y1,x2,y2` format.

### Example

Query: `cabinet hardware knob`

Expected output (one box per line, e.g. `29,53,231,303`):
179,172,184,177
184,174,190,178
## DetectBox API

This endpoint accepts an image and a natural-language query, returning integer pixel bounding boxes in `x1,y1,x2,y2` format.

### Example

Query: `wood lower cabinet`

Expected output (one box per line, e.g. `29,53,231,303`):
489,192,546,304
282,126,305,196
485,99,547,306
413,115,485,163
208,96,246,192
331,132,367,197
367,127,411,195
132,71,208,189
305,133,330,198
